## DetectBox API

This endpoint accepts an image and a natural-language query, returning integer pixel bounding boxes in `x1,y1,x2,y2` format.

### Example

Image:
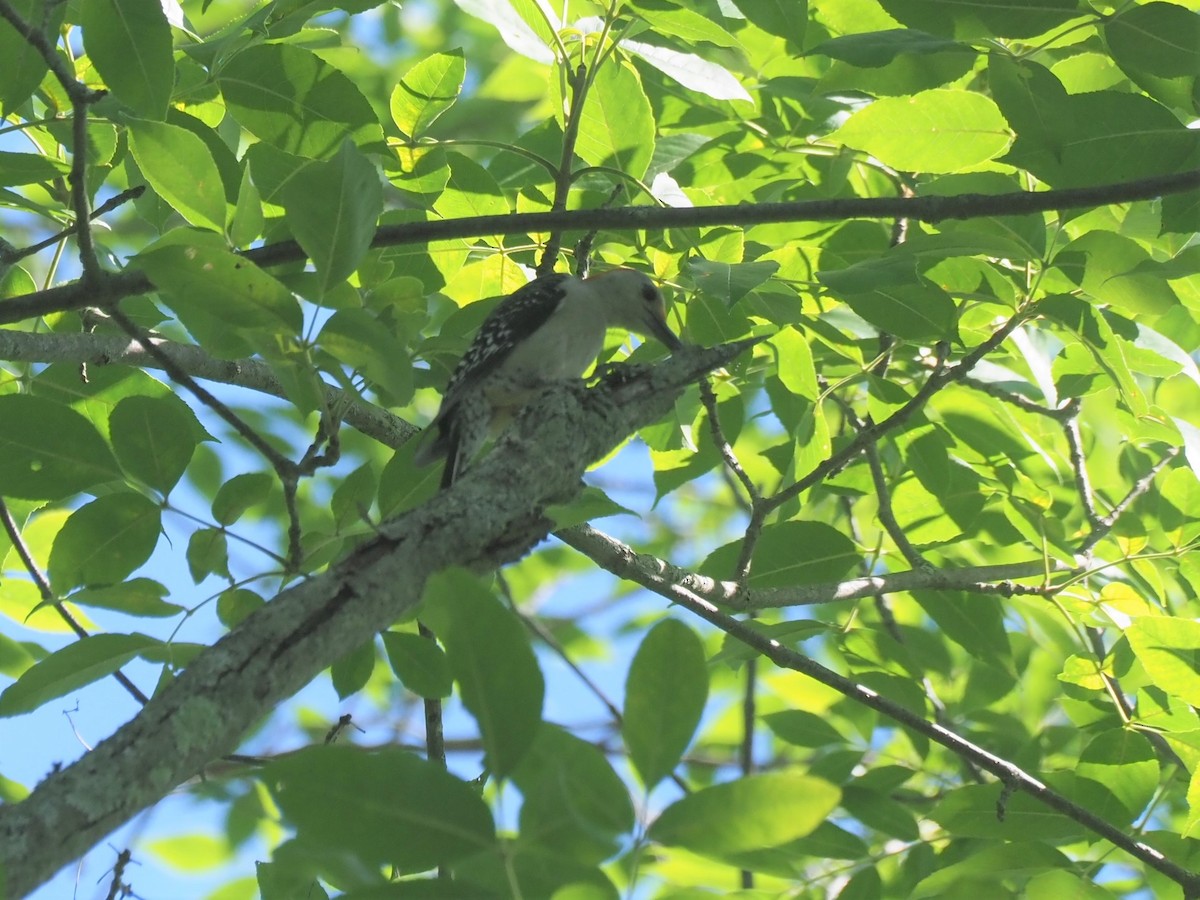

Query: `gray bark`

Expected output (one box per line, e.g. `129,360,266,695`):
0,340,754,896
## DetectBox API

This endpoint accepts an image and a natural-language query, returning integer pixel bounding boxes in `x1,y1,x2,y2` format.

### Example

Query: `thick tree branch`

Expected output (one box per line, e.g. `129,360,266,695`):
0,341,753,896
2,171,1197,326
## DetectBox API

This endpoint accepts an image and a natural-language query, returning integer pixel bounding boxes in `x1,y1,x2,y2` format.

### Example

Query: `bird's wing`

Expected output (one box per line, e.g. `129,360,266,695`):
438,273,573,407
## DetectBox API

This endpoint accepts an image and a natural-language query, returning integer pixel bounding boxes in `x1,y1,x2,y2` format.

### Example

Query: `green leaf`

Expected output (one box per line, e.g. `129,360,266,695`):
187,527,229,582
331,639,376,699
217,588,264,629
0,632,162,716
930,782,1084,841
0,395,122,500
48,494,161,593
390,50,466,139
622,40,752,102
1127,617,1200,706
0,152,70,186
109,394,202,494
128,119,227,232
512,725,635,864
769,328,818,400
1105,2,1200,80
843,785,920,840
1077,730,1158,822
145,834,232,872
649,771,840,857
623,619,709,788
1025,871,1117,900
455,0,554,64
267,746,496,871
631,6,741,48
212,472,274,526
574,60,655,180
433,152,509,221
841,281,957,340
736,0,807,46
0,0,67,110
911,842,1071,898
702,521,859,588
430,570,544,777
381,631,452,699
832,90,1012,173
688,259,779,304
219,44,384,157
281,141,383,296
809,29,968,66
545,486,637,529
134,231,302,336
763,710,846,748
1006,88,1198,188
330,463,376,530
318,309,413,404
82,0,174,118
230,163,265,249
68,579,182,618
1042,295,1148,416
915,591,1010,662
878,0,1080,39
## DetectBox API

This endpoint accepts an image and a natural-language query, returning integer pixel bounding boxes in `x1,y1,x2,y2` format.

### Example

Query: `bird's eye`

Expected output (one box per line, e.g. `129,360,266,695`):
641,283,658,303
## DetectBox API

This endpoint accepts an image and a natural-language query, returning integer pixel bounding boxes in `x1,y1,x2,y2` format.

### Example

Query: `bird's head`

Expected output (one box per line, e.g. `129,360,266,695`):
585,268,683,351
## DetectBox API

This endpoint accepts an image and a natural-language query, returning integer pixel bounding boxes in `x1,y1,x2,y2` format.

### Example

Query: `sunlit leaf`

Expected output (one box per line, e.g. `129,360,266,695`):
650,771,840,857
219,44,384,157
832,90,1012,173
82,0,173,119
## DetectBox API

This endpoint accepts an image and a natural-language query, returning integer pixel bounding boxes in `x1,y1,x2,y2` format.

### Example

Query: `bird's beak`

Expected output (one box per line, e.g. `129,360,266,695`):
647,310,683,351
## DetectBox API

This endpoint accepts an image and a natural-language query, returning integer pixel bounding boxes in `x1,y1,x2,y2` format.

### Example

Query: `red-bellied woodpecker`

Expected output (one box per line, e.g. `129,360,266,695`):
415,268,682,487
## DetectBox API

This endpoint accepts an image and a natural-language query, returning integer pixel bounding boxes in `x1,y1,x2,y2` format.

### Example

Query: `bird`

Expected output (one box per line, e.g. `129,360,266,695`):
414,268,682,487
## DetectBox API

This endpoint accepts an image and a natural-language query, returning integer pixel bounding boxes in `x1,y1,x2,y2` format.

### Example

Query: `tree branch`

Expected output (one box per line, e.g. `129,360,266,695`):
558,525,1200,895
558,524,1072,610
0,329,418,449
0,341,753,896
3,171,1198,325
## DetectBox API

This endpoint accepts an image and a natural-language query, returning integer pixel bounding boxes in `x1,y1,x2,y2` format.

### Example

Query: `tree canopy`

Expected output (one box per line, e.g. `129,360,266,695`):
2,0,1200,897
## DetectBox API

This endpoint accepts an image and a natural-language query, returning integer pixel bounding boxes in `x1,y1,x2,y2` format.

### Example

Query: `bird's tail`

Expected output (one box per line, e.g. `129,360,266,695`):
412,413,464,488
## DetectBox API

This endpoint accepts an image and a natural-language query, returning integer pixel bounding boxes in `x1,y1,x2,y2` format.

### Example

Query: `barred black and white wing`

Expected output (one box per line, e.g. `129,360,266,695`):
414,274,573,477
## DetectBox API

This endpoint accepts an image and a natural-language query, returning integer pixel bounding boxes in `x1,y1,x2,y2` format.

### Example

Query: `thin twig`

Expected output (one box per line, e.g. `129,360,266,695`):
766,310,1031,515
573,183,626,278
538,63,589,276
102,310,295,484
68,81,101,284
738,654,757,890
961,375,1073,421
698,376,758,504
2,186,145,264
557,523,1067,612
1063,404,1102,530
0,499,150,706
1077,448,1180,556
863,430,929,569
